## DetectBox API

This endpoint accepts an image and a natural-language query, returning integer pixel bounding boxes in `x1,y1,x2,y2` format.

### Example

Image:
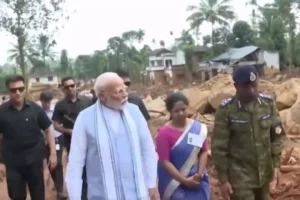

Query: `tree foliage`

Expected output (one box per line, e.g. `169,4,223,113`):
0,0,69,84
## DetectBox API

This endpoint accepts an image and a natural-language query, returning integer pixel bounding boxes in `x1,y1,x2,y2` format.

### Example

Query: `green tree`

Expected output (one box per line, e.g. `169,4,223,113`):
231,20,255,47
60,49,70,75
256,5,287,66
272,0,298,66
187,0,235,51
0,0,68,85
178,30,195,47
36,34,56,68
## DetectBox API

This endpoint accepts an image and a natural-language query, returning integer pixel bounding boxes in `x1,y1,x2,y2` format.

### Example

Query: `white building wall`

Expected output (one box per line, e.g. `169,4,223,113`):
263,51,280,69
258,50,280,69
174,49,186,65
149,50,185,67
28,76,59,88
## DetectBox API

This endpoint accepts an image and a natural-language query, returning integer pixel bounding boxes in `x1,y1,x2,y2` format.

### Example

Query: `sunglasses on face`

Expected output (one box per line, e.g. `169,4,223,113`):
64,84,75,90
124,81,131,87
9,87,25,93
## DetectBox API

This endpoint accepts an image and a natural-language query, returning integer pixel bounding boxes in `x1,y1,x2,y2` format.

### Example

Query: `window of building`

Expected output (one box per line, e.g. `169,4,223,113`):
156,60,163,66
165,59,173,67
48,76,53,81
35,77,40,82
150,61,155,67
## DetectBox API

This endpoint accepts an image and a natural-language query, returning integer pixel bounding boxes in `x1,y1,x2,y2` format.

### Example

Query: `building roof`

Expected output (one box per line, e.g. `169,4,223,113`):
150,48,173,56
29,68,56,78
212,46,259,62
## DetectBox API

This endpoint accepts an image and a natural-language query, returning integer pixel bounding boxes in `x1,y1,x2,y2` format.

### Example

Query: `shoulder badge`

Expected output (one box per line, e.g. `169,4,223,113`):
250,72,257,82
258,93,272,100
275,126,282,134
220,97,233,107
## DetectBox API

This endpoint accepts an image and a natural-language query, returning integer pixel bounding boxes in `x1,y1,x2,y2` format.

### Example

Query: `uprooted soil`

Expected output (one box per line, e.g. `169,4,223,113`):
1,68,300,199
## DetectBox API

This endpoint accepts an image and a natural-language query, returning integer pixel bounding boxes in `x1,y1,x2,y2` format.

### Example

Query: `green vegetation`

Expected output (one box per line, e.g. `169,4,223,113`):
0,0,300,92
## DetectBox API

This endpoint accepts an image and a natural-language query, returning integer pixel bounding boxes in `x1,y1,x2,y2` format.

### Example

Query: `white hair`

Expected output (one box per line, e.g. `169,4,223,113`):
94,72,120,95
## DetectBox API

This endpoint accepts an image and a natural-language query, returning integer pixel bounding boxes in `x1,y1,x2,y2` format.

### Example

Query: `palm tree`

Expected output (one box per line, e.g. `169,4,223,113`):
36,34,56,68
7,38,38,70
187,0,235,49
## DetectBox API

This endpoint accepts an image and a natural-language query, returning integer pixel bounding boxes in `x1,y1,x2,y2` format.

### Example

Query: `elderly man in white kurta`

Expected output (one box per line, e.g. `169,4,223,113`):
65,72,159,200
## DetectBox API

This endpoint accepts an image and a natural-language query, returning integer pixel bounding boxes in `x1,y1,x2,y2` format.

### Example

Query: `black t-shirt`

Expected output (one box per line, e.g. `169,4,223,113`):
128,94,151,121
52,95,92,149
0,100,52,166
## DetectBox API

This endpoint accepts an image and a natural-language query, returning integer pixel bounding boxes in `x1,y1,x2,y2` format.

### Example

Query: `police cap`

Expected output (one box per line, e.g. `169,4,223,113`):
40,89,54,102
232,65,259,84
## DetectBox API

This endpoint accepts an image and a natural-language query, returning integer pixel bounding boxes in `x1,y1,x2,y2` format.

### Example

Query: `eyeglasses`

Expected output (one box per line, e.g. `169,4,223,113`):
9,87,25,93
102,87,127,95
124,81,131,87
115,88,127,95
64,84,75,90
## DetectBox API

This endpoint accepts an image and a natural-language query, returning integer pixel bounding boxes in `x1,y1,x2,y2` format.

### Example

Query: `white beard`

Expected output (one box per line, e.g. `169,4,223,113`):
107,97,128,110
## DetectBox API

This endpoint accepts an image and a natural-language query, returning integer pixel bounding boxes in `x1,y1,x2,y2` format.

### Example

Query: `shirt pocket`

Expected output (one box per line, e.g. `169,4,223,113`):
258,113,272,147
259,114,272,129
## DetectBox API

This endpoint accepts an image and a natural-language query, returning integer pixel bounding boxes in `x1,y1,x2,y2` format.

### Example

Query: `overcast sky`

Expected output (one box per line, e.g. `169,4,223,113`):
0,0,271,65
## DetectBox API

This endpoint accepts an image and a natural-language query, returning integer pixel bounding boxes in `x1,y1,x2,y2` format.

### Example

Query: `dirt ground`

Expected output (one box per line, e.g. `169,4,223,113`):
1,68,300,199
0,155,68,200
0,164,58,200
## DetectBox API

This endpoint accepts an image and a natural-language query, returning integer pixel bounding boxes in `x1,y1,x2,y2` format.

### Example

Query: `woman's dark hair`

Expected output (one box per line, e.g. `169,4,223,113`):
165,92,189,112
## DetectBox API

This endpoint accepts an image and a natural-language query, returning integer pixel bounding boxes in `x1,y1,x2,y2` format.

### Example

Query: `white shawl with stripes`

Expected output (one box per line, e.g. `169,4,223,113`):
94,101,149,200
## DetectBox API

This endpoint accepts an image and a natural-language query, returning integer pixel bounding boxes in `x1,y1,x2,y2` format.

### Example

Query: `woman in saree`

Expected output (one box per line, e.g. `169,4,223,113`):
156,92,209,200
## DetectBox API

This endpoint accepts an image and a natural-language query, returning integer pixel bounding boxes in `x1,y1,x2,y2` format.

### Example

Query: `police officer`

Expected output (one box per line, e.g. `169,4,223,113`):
211,65,284,200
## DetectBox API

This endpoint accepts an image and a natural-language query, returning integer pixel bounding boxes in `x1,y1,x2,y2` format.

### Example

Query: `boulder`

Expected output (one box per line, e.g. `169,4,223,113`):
145,96,167,115
142,95,153,104
274,79,300,110
181,88,210,114
208,86,236,109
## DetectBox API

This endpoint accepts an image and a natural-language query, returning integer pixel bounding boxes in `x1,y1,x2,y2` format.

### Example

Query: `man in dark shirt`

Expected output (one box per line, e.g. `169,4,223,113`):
91,88,97,104
40,90,67,200
0,75,57,200
115,69,151,122
52,77,92,154
52,76,91,200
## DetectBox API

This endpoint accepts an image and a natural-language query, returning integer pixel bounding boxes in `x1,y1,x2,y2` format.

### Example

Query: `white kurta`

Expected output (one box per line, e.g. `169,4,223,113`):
65,102,157,200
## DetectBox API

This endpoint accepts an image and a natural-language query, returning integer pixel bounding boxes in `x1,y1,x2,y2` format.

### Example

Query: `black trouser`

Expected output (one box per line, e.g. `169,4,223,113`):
65,138,88,200
46,135,64,195
6,160,44,200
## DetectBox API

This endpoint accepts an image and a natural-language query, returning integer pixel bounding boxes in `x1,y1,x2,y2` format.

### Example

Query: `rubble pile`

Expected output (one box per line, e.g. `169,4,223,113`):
144,74,300,200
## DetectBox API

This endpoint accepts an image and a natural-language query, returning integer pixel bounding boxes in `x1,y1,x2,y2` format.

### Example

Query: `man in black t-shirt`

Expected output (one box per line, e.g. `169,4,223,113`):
115,69,151,122
52,76,91,200
0,75,57,200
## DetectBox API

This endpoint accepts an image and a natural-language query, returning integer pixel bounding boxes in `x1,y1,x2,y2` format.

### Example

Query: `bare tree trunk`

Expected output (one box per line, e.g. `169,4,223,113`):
289,13,296,68
16,13,29,97
211,22,214,54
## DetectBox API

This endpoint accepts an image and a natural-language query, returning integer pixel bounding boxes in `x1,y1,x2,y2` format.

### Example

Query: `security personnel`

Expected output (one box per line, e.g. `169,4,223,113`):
40,90,67,200
0,75,57,200
211,65,284,200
